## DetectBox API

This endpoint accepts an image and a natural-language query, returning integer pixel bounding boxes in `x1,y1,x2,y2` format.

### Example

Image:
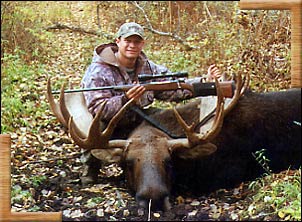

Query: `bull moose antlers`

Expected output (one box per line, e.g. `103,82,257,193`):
169,77,225,150
47,77,133,150
46,73,248,153
168,73,248,152
68,99,134,150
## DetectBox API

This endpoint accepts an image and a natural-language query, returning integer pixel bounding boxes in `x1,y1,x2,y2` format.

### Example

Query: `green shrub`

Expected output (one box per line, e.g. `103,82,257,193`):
246,168,301,221
1,1,51,63
1,52,48,133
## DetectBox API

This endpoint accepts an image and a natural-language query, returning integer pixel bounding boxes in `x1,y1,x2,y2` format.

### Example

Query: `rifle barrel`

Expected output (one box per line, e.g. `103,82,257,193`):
51,72,188,94
51,84,131,94
51,80,184,94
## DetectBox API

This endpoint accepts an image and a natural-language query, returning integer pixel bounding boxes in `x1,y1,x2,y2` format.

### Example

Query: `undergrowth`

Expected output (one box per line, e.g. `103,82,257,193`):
245,168,301,221
1,52,49,132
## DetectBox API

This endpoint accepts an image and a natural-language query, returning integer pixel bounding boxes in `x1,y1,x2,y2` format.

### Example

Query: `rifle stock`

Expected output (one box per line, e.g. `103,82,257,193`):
142,81,234,98
51,80,234,98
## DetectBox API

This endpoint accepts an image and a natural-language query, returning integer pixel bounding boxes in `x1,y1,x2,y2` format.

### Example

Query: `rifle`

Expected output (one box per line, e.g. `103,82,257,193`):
51,79,235,98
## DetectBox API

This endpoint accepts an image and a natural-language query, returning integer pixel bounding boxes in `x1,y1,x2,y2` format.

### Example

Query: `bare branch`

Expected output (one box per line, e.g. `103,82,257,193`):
45,23,114,40
131,1,199,51
96,3,102,30
203,2,212,19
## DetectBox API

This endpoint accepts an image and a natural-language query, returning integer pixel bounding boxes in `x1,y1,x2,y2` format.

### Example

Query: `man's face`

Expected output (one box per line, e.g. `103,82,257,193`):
116,35,145,59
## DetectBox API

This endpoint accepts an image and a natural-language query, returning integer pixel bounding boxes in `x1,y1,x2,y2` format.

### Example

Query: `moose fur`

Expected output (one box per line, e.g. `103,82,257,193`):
47,77,301,211
120,88,301,209
171,88,301,193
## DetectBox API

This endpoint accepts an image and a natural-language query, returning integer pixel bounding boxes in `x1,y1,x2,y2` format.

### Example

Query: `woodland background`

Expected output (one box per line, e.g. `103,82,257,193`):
1,1,300,221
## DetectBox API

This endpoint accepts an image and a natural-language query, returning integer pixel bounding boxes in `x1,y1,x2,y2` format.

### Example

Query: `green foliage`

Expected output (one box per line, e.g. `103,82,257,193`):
1,1,53,63
41,2,74,24
30,175,47,188
1,52,49,133
249,150,301,220
252,149,272,175
28,205,41,212
11,183,41,212
244,169,301,221
11,184,34,204
57,159,64,166
85,197,105,208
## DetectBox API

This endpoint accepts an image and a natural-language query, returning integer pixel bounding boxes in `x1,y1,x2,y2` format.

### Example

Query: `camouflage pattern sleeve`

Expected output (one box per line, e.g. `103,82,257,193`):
81,63,128,120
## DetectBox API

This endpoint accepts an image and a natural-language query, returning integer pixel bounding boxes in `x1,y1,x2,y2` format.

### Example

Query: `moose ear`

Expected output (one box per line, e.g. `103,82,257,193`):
91,148,124,163
173,142,217,159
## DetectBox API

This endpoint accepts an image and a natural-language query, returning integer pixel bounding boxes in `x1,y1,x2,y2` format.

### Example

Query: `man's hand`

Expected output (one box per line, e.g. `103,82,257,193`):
207,64,222,81
125,83,146,102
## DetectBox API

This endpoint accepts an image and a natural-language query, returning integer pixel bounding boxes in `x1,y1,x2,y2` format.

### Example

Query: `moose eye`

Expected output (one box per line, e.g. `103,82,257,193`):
125,158,135,169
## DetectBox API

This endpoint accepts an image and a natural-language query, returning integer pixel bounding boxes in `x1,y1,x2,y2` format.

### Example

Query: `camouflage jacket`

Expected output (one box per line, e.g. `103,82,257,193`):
81,43,191,122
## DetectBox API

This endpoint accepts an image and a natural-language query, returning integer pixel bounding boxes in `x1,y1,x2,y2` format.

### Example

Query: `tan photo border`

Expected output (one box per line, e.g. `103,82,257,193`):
1,0,301,221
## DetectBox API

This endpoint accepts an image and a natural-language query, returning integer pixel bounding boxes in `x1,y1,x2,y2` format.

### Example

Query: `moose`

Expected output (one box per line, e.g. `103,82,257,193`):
47,75,301,211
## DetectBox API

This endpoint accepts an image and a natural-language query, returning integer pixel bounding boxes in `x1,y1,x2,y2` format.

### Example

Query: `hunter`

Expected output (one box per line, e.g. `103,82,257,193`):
80,22,221,185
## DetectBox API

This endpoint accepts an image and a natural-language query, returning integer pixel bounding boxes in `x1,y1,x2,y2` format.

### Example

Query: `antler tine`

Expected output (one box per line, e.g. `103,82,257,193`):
203,77,225,141
68,101,107,149
58,84,87,139
46,77,68,128
240,72,250,96
173,107,195,135
224,73,245,116
69,98,135,150
173,77,225,147
101,98,135,142
59,83,70,128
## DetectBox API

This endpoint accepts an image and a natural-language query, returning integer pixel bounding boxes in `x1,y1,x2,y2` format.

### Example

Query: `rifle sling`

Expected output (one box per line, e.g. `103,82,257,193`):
131,105,217,138
130,106,182,139
193,108,216,132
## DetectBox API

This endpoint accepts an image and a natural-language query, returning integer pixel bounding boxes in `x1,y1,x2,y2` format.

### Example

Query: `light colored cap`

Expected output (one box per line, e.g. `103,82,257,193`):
117,22,144,39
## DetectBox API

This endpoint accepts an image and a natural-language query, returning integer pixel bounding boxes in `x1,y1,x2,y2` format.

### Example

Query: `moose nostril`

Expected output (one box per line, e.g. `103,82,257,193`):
137,198,148,209
163,196,171,211
136,189,170,211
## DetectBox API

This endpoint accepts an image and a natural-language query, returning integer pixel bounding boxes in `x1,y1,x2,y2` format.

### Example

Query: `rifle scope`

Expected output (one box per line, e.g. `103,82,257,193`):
138,71,188,82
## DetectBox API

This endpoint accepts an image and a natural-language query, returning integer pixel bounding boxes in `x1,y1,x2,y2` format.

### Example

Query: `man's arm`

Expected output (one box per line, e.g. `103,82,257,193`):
81,64,129,120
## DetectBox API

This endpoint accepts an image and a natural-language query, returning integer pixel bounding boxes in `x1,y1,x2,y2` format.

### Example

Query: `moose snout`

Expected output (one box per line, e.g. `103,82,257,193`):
136,186,171,211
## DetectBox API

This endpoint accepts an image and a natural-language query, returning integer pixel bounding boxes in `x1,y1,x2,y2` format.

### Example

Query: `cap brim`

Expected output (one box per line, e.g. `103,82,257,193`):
121,32,144,39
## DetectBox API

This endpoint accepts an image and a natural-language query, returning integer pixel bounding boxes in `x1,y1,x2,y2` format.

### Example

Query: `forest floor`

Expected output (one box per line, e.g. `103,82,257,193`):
11,123,285,221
